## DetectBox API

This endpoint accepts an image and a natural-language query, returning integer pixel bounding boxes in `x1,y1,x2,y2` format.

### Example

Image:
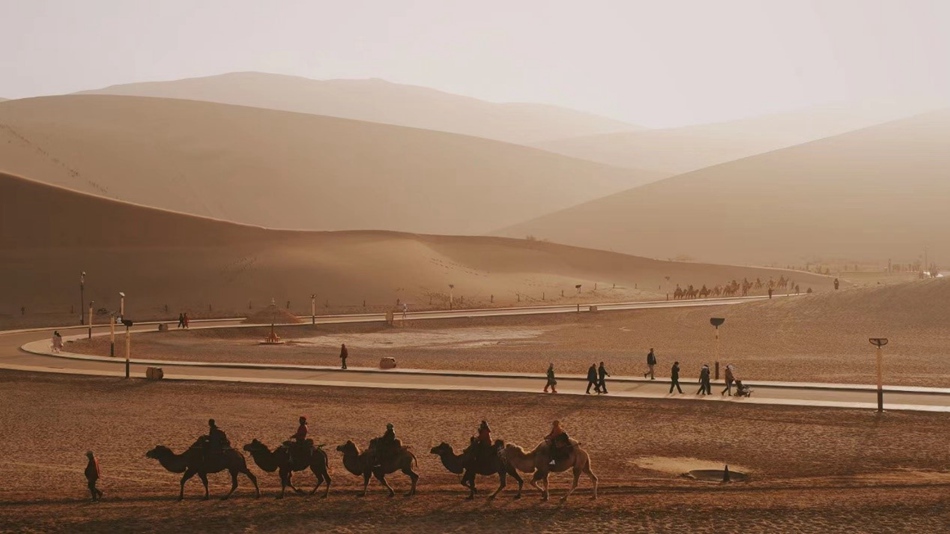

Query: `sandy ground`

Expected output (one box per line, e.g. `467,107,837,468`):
2,371,950,533
68,280,950,387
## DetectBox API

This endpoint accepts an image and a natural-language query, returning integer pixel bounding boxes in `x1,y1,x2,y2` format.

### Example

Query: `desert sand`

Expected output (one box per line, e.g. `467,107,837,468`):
68,279,950,387
81,72,642,145
0,95,664,235
534,100,933,174
0,172,829,328
501,109,950,266
1,372,948,533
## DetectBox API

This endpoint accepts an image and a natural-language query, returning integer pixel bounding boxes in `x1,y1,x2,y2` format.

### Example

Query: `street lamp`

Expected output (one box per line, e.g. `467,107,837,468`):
119,292,125,321
311,294,316,325
710,318,725,379
448,284,454,310
80,271,86,325
869,338,888,412
122,318,134,378
109,312,116,357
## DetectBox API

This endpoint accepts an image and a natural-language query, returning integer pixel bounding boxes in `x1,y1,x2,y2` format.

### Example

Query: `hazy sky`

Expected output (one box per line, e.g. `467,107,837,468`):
2,0,949,127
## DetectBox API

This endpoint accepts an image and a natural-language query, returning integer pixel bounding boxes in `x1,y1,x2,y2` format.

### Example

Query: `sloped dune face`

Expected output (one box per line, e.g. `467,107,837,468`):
0,95,662,236
81,72,642,144
501,110,950,266
0,172,829,324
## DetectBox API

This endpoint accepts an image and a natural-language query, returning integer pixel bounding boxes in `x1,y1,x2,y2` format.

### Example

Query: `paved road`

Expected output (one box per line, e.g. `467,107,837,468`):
3,297,950,412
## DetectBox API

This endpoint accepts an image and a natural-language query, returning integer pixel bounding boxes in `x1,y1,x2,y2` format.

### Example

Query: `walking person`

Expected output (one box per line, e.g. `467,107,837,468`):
585,364,598,394
644,348,657,380
183,312,190,329
177,313,185,329
543,363,558,394
697,364,711,395
339,343,348,370
84,451,103,502
669,361,683,394
597,361,610,394
722,364,736,396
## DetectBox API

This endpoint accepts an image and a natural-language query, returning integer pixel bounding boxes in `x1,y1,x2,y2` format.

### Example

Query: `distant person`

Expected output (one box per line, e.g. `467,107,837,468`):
402,303,409,321
834,278,840,290
669,361,683,394
597,361,610,394
644,348,657,380
585,364,598,394
722,364,736,396
84,451,103,502
183,312,190,329
51,331,63,353
768,288,773,299
544,363,558,394
697,364,711,395
177,313,185,329
340,343,348,370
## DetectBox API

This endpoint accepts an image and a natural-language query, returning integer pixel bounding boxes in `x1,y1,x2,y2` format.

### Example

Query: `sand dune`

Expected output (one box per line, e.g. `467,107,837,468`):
535,101,931,174
81,72,642,144
0,95,664,235
500,110,950,266
0,171,829,326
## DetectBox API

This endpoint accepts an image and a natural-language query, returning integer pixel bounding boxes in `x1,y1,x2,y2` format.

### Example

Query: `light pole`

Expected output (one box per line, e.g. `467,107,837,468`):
119,292,125,321
87,301,94,339
122,319,134,378
109,313,116,357
869,338,888,412
710,318,725,379
80,271,86,325
311,294,316,325
448,284,454,310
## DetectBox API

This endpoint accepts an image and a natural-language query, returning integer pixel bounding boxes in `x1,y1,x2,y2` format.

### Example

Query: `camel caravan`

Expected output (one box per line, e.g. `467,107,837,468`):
672,276,796,300
145,419,597,502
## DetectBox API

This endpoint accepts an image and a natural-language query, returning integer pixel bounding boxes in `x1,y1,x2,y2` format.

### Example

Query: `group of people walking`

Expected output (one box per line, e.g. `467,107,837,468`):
545,362,611,394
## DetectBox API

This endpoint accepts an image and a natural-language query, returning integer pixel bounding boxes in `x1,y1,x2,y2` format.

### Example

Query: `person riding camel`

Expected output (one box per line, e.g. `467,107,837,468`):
285,416,310,464
544,420,571,465
466,420,493,466
202,419,230,461
373,423,401,466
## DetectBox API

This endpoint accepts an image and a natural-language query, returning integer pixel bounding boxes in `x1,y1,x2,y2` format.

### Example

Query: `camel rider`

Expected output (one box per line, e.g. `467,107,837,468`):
374,423,398,465
466,420,493,465
203,419,230,461
544,420,570,465
477,421,492,446
286,416,310,464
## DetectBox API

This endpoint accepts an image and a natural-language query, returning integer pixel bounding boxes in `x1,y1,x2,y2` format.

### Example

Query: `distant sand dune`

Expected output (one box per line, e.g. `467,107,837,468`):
0,95,664,235
0,171,830,324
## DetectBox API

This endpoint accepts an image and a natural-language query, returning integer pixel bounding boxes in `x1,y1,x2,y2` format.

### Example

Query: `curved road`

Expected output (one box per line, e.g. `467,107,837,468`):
3,296,950,412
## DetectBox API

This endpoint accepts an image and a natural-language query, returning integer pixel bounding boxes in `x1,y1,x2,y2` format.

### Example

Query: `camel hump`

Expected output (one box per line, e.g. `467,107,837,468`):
568,438,581,448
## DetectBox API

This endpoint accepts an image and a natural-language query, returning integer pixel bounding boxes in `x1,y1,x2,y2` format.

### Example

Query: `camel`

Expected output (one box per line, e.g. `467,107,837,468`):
145,441,260,501
430,440,524,500
243,439,331,499
502,439,597,501
336,440,418,497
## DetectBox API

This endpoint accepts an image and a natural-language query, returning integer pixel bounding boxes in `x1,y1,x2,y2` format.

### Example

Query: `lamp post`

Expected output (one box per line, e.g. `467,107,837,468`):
311,294,316,325
710,318,725,379
448,284,454,310
87,301,94,339
869,338,888,412
119,292,125,321
80,271,86,325
122,318,134,378
109,313,116,357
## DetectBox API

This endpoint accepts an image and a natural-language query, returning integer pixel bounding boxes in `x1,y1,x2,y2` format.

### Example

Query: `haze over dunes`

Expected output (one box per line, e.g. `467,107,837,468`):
0,171,828,324
500,110,950,265
535,102,932,174
0,95,664,235
81,72,641,144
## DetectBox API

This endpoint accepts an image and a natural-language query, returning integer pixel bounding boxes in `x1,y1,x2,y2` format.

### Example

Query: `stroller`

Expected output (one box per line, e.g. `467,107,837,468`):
735,380,753,397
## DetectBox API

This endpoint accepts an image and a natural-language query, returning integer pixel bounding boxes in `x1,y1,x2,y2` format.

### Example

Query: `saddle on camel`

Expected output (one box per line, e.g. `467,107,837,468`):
545,420,574,465
200,419,232,460
369,423,403,466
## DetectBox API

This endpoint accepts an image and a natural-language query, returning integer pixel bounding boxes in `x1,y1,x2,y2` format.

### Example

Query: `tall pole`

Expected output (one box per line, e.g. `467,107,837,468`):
311,294,316,325
710,318,725,379
110,314,115,357
119,293,125,320
125,324,131,379
80,271,85,325
876,345,883,412
449,284,454,310
87,301,94,339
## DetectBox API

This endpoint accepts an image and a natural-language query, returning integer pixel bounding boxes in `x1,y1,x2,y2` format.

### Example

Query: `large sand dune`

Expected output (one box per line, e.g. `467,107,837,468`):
500,110,950,265
0,172,828,326
81,72,641,144
0,95,664,235
535,101,930,174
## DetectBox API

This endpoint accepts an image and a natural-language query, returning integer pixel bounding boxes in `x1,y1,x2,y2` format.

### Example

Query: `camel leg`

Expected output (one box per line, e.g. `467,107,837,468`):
489,472,505,500
374,470,396,498
461,470,476,500
244,468,260,499
529,471,546,498
309,465,325,497
198,472,211,500
287,470,306,495
315,466,332,498
404,467,419,497
562,467,581,502
585,464,599,500
178,468,198,501
221,470,238,500
509,468,524,499
359,472,371,497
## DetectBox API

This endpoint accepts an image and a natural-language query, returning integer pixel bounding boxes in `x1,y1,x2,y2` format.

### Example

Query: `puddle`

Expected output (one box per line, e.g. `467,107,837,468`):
633,456,752,478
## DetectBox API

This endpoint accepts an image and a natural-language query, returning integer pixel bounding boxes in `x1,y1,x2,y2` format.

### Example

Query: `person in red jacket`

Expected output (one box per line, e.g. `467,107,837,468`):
291,416,309,442
286,416,310,465
85,451,103,502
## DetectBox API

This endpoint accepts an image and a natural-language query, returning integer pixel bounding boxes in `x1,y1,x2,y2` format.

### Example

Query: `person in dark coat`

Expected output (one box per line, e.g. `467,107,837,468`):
543,363,558,393
177,313,185,329
85,451,103,502
669,361,683,394
722,364,736,396
585,364,598,394
597,362,610,394
644,348,657,380
697,364,711,395
340,343,348,369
